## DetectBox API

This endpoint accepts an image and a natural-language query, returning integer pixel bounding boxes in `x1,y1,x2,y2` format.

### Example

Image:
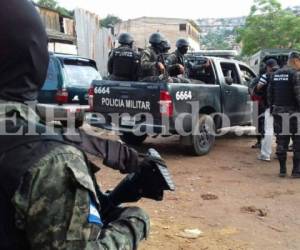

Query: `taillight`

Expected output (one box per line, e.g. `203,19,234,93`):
55,89,68,104
159,90,173,117
88,87,94,111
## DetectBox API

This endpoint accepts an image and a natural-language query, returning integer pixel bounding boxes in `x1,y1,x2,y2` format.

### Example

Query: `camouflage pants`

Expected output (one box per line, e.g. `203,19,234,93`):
172,76,190,83
140,76,166,83
140,76,190,83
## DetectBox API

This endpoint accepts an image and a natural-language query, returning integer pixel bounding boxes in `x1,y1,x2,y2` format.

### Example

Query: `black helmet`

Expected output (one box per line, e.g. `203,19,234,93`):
161,40,171,53
149,32,166,45
289,51,300,60
176,38,189,48
118,33,134,46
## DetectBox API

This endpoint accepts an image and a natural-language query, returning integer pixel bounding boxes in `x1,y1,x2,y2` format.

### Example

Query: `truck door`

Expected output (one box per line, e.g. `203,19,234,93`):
219,62,250,126
238,64,256,125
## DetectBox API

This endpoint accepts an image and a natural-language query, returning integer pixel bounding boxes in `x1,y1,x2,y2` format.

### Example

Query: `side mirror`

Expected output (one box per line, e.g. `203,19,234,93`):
225,76,233,85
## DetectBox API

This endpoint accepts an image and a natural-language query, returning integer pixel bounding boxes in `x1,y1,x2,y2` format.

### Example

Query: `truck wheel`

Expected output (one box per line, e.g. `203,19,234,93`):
190,114,215,156
120,132,147,146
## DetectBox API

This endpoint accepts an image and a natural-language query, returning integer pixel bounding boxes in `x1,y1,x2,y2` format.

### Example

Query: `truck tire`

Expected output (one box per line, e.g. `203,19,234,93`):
190,114,215,156
120,132,147,146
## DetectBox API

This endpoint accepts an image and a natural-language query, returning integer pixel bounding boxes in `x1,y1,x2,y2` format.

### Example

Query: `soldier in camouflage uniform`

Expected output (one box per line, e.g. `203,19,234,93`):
139,33,173,83
165,38,190,84
0,1,149,249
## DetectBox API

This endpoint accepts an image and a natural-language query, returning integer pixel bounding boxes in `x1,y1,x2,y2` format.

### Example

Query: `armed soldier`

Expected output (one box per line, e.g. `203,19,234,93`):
0,1,169,249
165,38,190,83
139,32,173,83
107,33,140,81
268,52,300,177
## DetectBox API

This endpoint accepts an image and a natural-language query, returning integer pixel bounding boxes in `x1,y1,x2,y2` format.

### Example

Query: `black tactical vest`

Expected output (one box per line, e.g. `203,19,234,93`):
111,46,140,80
0,118,68,250
271,68,297,107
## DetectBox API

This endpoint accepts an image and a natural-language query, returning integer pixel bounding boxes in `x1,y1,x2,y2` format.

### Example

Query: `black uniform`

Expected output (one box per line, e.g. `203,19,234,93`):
107,45,140,81
268,66,300,176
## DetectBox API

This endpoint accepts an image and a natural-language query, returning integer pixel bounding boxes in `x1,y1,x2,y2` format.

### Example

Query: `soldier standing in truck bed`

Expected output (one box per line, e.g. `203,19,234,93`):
139,32,173,83
165,38,190,83
108,33,140,81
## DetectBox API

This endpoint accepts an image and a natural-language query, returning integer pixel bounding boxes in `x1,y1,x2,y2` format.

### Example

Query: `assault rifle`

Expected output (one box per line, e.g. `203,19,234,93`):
99,148,175,216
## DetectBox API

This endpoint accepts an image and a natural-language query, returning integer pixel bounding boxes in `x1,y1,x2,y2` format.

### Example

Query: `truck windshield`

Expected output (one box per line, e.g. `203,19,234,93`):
64,63,101,88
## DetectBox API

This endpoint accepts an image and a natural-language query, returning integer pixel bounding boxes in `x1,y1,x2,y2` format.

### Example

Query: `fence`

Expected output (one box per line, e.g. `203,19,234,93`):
75,9,114,76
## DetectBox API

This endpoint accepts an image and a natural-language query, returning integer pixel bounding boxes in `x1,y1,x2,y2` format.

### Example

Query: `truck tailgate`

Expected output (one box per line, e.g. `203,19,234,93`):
92,80,164,118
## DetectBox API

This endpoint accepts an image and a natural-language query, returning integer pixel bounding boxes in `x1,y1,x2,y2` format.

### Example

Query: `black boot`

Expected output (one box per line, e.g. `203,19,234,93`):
291,158,300,178
278,158,287,178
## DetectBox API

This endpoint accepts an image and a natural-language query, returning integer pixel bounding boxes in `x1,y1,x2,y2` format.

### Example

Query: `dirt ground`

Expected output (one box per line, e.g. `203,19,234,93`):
88,125,300,250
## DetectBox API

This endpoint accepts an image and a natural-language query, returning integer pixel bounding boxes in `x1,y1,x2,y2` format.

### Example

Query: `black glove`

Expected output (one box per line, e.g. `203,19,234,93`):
104,140,140,174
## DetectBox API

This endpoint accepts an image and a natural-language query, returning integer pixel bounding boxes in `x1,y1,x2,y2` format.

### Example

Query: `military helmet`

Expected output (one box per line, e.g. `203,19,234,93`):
149,32,166,45
176,38,189,48
161,40,171,53
118,32,134,45
289,51,300,60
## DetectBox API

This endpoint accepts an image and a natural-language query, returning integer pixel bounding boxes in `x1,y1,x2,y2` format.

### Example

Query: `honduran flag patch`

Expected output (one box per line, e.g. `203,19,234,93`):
88,196,103,226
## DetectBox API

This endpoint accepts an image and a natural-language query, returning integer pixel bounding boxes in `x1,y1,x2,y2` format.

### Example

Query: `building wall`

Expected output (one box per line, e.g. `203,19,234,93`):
37,7,60,32
115,17,200,52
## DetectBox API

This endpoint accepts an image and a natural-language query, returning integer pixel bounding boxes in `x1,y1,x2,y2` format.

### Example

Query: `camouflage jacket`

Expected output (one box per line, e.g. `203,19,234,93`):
165,50,186,77
140,47,160,78
0,101,149,250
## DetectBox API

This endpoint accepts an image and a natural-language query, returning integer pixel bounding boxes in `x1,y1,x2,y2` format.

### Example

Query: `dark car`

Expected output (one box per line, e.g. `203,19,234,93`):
37,53,101,127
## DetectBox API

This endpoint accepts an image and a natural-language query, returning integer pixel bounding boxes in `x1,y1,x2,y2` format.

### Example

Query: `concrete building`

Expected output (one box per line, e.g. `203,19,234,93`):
114,17,201,51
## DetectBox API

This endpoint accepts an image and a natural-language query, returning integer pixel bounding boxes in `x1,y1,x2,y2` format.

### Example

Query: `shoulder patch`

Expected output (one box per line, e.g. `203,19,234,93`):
88,196,103,226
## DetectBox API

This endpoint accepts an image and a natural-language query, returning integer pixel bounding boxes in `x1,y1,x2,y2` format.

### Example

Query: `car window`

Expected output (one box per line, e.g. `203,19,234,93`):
42,57,59,90
186,56,216,84
63,63,101,88
220,62,241,84
239,64,256,87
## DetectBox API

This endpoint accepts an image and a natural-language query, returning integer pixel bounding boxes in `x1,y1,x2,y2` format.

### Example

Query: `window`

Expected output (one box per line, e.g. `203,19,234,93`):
186,56,216,84
179,23,186,31
63,63,101,88
42,57,59,90
220,63,241,84
239,64,256,87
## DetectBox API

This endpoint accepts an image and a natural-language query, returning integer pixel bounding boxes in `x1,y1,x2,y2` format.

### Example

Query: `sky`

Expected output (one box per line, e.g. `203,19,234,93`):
57,0,299,20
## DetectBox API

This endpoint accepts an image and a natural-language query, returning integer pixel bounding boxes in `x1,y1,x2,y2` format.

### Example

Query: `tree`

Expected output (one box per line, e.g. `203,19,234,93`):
237,0,300,55
37,0,73,17
100,15,121,28
37,0,58,9
201,29,236,50
56,6,74,17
